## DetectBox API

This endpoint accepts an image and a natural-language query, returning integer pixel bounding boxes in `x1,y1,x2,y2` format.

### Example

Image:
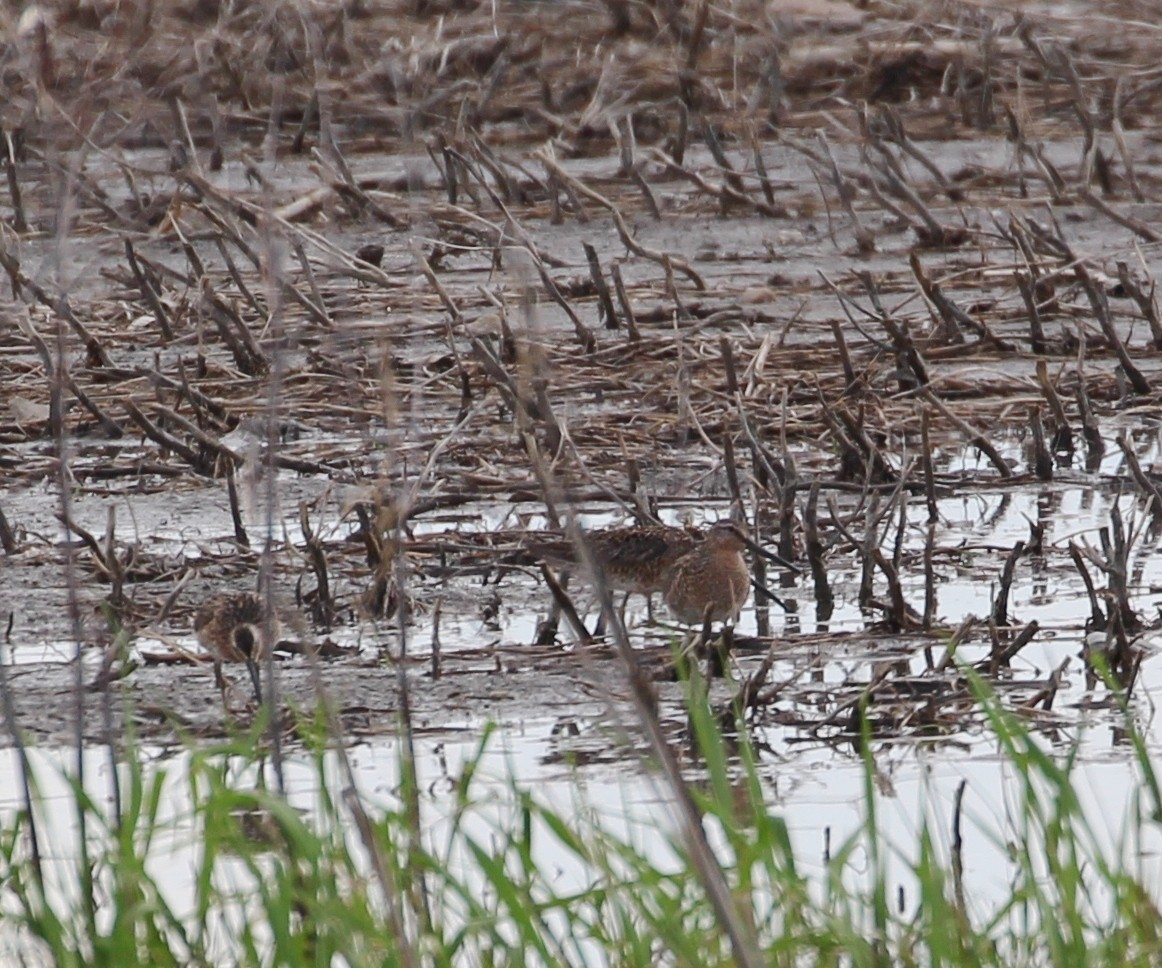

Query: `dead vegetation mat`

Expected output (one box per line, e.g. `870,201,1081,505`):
0,0,1161,752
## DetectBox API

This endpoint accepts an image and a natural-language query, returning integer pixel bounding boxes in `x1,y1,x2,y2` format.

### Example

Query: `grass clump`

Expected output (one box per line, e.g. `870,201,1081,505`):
1,677,1160,967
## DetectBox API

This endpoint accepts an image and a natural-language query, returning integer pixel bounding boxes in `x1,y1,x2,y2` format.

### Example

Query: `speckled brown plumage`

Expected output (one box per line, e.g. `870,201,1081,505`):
528,520,785,625
194,592,277,663
527,524,699,594
586,524,704,594
194,592,279,704
661,521,752,624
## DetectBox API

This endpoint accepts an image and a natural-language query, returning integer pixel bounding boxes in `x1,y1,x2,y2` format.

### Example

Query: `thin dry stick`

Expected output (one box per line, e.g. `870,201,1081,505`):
951,778,968,914
920,389,1013,478
1070,254,1151,394
2,127,27,233
539,565,594,644
1111,76,1144,202
936,615,978,673
123,239,174,341
814,130,875,253
1080,189,1161,244
1115,260,1162,349
910,252,1012,348
647,146,786,218
1033,361,1072,452
1027,406,1052,481
584,242,619,330
992,541,1026,627
18,314,122,437
415,245,464,325
536,149,706,290
1115,435,1162,526
0,242,112,367
122,400,212,474
985,619,1041,670
609,262,639,340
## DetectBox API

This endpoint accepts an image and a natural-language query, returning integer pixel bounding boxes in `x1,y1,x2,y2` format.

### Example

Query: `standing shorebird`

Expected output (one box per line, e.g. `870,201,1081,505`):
581,524,703,595
661,520,766,625
528,520,796,627
194,592,279,706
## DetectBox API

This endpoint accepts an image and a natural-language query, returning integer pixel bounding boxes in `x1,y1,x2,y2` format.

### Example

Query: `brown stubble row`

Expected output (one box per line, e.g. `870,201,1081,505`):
0,0,1159,752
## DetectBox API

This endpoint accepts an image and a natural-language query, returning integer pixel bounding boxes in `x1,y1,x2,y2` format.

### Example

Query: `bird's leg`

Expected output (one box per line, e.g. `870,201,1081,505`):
214,658,243,716
595,590,630,637
214,657,257,715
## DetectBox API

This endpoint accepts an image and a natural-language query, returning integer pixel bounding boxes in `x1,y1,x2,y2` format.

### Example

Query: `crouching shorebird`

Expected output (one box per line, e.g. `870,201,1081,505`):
529,519,797,629
194,592,279,706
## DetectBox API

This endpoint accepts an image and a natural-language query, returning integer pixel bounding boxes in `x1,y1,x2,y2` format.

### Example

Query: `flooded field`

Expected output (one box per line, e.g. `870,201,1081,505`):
3,0,1162,961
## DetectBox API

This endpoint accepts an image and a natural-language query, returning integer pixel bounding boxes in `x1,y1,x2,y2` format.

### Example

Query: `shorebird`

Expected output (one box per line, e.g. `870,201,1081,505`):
661,520,768,625
194,592,279,705
528,520,796,627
